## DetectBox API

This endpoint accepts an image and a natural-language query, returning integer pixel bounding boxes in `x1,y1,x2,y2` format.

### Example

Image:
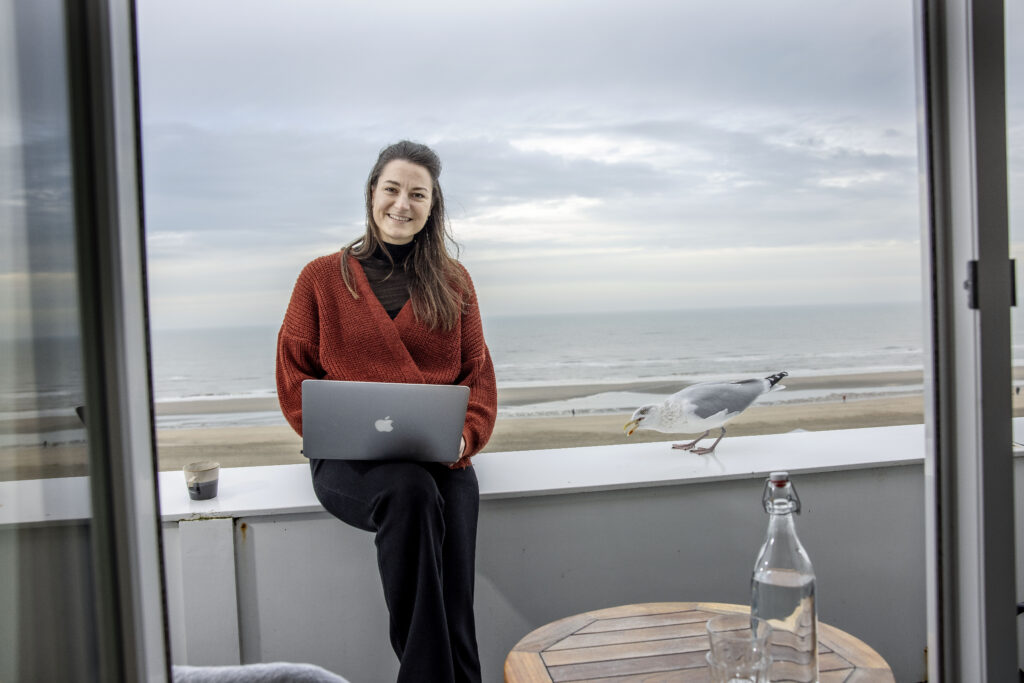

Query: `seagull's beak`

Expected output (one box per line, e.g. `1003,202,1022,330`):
624,419,640,436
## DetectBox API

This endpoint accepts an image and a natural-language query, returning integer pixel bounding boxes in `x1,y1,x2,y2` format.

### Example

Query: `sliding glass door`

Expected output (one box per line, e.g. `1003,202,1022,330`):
917,0,1020,679
1,0,100,676
0,0,167,680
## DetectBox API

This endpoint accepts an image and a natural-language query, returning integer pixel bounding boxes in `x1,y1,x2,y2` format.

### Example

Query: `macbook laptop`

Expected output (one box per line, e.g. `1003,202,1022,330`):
301,379,470,464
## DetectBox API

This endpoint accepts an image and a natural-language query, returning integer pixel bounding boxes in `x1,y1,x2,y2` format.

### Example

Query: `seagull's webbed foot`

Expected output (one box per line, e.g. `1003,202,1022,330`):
672,431,710,451
688,428,726,455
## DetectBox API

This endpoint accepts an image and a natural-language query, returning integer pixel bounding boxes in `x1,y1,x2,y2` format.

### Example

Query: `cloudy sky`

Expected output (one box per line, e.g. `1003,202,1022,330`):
133,0,1022,329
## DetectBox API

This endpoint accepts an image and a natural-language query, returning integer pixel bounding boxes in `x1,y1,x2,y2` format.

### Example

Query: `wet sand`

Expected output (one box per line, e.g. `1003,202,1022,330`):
146,370,928,417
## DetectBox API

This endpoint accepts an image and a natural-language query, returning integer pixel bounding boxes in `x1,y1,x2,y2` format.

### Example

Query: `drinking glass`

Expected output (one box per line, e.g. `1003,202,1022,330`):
705,614,771,683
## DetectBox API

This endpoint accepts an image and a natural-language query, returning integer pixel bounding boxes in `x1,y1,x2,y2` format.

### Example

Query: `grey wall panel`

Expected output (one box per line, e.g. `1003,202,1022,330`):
162,464,930,682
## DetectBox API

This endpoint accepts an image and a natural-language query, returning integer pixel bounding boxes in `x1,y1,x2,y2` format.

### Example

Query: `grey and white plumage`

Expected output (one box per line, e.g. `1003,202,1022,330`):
623,372,788,454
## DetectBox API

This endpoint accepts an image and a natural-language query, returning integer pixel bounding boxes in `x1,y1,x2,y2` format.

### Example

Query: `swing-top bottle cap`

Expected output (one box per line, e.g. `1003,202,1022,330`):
763,471,800,513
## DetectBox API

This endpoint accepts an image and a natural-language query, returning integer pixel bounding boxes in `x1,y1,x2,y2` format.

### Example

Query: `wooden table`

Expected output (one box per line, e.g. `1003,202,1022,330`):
504,602,895,682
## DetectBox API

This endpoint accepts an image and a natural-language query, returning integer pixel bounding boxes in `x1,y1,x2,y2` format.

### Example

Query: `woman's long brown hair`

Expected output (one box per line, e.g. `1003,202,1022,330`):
340,140,469,331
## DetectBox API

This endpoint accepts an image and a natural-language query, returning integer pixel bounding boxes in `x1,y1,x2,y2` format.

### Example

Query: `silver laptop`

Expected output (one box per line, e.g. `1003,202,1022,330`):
301,380,470,463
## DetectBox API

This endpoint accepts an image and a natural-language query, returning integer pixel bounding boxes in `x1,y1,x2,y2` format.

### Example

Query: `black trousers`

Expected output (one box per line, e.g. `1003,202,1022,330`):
310,459,481,683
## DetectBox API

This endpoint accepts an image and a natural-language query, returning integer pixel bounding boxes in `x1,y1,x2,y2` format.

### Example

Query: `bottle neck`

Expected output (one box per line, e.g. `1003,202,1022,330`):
767,509,797,534
768,500,797,515
757,509,813,574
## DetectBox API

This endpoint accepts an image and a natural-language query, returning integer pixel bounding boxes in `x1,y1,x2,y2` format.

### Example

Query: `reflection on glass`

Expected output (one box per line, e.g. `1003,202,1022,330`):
1,0,87,482
0,0,101,680
1010,3,1024,397
1005,0,1024,673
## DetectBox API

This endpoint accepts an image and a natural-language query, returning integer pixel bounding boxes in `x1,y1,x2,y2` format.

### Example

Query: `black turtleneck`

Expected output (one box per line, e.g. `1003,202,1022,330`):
358,241,414,319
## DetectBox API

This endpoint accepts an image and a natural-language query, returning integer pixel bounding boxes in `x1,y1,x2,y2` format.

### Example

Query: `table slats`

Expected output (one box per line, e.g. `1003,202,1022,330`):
548,650,709,681
575,609,715,634
546,621,708,651
541,634,708,667
505,602,895,683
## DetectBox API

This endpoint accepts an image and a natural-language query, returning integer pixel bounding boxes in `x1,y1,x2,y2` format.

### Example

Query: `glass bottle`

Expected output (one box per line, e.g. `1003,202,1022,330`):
751,471,818,683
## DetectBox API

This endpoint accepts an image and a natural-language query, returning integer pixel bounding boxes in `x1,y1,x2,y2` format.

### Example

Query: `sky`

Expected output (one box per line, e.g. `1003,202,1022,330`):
132,0,951,329
6,0,1021,335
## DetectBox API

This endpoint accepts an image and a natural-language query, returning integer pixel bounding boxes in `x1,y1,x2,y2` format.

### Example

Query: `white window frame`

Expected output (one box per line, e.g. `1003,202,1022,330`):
916,0,1019,679
65,0,169,679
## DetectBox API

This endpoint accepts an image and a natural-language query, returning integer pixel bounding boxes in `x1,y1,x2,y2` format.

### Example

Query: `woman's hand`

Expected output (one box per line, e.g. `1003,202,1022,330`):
448,437,468,470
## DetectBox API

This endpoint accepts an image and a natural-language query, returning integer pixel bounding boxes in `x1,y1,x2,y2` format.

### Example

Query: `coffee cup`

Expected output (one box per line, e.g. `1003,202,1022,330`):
184,461,220,500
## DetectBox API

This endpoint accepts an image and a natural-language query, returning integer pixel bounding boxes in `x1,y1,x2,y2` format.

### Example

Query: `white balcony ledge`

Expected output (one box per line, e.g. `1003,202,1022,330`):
156,423,928,522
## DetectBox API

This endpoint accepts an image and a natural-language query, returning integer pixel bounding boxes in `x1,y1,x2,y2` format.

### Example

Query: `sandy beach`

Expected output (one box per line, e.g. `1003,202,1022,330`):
6,368,1024,480
147,393,929,472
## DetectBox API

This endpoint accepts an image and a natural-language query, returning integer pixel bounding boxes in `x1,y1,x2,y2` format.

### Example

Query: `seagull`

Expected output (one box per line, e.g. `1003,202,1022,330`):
623,372,788,454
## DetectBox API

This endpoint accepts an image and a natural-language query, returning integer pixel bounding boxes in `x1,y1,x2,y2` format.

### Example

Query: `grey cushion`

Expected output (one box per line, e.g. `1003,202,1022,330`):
172,662,350,683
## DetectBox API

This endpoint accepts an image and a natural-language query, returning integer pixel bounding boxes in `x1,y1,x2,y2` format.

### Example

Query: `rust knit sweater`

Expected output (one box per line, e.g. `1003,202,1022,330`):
276,252,497,468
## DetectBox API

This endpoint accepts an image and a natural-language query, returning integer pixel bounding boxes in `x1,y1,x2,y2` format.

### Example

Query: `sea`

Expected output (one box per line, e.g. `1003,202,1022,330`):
6,302,1024,441
145,302,932,429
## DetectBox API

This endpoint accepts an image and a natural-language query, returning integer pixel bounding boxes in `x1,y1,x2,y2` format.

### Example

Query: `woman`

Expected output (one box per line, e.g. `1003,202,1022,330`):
276,141,497,682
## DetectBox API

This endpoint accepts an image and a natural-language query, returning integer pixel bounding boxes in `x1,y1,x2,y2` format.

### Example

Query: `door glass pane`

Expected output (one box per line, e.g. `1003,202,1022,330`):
0,0,100,679
137,0,922,467
1007,0,1024,671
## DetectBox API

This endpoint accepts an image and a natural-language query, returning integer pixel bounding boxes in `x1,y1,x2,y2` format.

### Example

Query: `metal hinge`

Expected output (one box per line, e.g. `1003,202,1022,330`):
1012,259,1018,308
965,261,979,309
964,259,1017,309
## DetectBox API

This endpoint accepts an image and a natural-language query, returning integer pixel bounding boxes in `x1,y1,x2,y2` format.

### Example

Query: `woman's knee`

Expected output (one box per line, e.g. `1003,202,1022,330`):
311,473,375,531
371,464,444,524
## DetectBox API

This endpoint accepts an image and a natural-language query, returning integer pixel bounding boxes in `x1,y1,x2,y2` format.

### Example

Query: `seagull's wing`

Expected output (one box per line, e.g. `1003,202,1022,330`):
685,379,766,420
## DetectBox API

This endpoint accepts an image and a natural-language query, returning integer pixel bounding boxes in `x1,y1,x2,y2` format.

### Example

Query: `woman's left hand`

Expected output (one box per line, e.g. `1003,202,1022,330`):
447,437,469,470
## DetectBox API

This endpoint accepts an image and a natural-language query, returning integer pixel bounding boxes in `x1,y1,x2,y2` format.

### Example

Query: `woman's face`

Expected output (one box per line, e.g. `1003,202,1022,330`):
371,159,433,245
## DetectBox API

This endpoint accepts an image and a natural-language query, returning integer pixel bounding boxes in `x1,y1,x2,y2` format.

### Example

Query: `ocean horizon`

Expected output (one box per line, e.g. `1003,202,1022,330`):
148,302,927,400
145,302,929,427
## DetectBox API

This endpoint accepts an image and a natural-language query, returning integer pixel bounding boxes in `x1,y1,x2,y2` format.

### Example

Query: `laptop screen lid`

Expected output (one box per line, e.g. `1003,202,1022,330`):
301,380,470,464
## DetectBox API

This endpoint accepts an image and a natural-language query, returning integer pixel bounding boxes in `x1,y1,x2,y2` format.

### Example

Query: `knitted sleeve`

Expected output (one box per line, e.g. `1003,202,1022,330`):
276,263,325,436
451,268,498,468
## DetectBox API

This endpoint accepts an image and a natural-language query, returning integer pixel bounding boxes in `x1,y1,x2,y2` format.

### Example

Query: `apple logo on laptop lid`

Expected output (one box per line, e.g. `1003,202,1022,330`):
374,416,394,433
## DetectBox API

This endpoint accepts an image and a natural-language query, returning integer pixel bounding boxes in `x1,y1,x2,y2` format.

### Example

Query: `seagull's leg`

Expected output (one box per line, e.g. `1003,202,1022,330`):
672,431,709,451
690,428,726,455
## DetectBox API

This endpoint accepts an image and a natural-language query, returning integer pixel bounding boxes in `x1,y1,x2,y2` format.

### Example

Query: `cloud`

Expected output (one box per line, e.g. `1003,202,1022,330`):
443,118,918,254
466,239,921,315
136,0,917,128
456,196,606,244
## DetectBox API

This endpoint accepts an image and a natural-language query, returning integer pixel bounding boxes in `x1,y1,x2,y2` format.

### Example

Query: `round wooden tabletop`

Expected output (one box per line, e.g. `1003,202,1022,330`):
504,602,895,682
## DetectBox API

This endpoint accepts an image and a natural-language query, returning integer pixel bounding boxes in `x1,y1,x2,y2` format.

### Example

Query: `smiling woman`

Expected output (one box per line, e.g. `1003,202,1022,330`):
337,140,469,331
371,160,432,245
275,140,497,682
